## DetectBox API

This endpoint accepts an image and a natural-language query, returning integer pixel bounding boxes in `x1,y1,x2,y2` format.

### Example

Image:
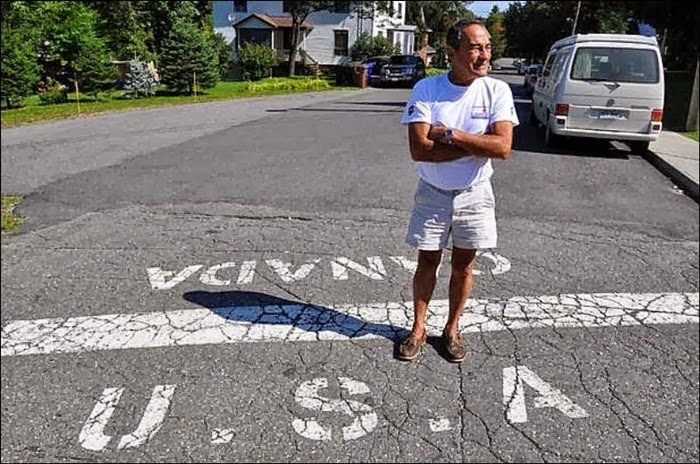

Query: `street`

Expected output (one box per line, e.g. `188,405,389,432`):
1,72,698,463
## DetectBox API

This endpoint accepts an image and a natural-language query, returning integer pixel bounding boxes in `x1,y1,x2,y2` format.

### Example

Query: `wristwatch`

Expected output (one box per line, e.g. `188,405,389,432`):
442,129,454,144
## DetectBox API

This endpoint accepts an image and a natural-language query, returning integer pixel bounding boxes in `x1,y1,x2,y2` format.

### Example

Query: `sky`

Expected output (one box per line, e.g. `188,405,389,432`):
469,1,518,18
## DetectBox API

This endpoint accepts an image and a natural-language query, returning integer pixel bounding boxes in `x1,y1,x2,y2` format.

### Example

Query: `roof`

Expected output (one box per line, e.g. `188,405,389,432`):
550,33,658,51
231,13,313,30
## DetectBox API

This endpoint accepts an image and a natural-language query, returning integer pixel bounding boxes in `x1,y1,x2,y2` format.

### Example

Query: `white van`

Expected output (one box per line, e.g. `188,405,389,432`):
531,33,664,154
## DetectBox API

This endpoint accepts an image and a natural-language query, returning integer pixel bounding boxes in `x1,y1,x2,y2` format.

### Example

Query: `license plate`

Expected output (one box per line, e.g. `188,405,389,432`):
390,77,399,82
598,110,623,120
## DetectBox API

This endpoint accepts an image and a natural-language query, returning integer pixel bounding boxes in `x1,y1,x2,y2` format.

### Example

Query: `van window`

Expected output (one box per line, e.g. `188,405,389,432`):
570,47,659,83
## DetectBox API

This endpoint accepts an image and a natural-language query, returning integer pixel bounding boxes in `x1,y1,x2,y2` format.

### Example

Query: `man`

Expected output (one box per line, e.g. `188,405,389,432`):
398,20,519,363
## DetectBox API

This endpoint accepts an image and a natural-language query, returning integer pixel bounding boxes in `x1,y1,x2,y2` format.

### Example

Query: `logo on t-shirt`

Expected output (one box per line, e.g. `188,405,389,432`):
471,106,489,119
407,104,416,116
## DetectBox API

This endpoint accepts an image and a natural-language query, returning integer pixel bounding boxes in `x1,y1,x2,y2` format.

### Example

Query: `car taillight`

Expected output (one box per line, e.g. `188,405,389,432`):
651,109,663,122
555,103,569,116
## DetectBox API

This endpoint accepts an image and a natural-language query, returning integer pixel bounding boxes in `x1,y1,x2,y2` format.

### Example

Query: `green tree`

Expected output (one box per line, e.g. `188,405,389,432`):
1,26,40,108
407,1,474,67
281,1,392,76
485,7,507,63
350,32,400,60
37,1,115,96
238,42,279,81
212,32,234,79
159,15,218,94
83,1,152,61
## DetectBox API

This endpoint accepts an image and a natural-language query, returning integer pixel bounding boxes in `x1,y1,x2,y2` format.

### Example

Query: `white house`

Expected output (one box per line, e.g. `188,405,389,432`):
213,1,416,68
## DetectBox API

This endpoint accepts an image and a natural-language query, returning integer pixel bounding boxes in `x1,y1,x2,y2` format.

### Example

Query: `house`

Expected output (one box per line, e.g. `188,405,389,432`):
213,1,417,71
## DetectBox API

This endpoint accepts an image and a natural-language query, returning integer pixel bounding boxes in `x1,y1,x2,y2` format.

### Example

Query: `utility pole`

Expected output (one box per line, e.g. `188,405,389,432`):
571,1,582,35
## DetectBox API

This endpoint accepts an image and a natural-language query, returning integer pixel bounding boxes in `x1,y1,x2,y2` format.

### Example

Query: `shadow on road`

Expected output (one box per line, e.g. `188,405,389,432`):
182,290,408,343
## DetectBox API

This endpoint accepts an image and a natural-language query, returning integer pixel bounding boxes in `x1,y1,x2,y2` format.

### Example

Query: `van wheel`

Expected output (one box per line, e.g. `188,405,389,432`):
545,116,561,147
630,141,650,155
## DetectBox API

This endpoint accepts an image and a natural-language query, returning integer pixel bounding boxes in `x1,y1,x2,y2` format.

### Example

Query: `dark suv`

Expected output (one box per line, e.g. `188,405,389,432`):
379,55,426,87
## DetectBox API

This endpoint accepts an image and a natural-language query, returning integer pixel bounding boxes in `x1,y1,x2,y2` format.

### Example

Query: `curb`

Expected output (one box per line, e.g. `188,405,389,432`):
643,150,699,202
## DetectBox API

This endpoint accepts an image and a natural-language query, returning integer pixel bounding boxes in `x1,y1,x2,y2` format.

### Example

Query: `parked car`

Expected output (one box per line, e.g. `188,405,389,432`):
531,33,665,153
378,55,426,87
523,64,542,94
361,56,390,86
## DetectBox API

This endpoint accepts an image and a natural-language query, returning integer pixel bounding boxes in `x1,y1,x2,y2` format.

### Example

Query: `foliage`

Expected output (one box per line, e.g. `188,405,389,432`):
1,195,24,233
212,32,235,79
84,1,152,61
237,42,279,81
244,77,331,93
36,2,116,95
350,33,400,61
37,77,69,105
124,59,158,98
406,1,473,66
485,8,507,63
282,1,393,76
159,14,219,94
1,25,40,108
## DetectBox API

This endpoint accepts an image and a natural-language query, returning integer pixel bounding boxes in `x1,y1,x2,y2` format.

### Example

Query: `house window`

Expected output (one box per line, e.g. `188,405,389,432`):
282,1,292,13
334,30,349,56
233,0,246,13
396,3,403,18
283,29,293,50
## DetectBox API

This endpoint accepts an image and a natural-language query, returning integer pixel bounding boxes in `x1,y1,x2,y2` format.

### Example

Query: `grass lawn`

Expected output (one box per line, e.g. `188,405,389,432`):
682,131,698,141
1,195,23,233
1,77,354,128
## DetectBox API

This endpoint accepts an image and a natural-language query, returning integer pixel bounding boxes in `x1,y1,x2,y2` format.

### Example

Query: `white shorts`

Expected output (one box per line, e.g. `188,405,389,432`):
406,178,497,251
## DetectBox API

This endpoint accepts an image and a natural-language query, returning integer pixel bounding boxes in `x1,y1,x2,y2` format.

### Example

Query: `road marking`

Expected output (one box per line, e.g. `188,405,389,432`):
429,417,452,432
146,252,513,290
2,292,697,357
79,384,176,451
503,366,588,424
211,428,234,444
291,377,377,441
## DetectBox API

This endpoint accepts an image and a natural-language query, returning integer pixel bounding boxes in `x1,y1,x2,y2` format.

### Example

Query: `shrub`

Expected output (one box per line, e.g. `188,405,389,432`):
351,33,400,61
238,42,279,81
37,77,68,105
124,59,158,98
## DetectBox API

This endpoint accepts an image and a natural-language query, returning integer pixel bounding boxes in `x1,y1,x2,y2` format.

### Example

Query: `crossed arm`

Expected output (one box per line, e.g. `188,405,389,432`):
407,121,514,163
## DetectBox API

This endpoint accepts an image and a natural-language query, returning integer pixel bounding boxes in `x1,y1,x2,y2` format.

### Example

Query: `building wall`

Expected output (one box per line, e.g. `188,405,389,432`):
213,1,411,65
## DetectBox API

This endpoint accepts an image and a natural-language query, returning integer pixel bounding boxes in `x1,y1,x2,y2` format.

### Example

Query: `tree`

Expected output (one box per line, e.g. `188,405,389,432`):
37,2,115,96
238,42,279,81
350,32,399,60
124,59,158,97
212,32,235,79
1,26,40,108
407,1,473,67
281,1,392,76
485,7,507,63
159,15,218,94
82,1,152,61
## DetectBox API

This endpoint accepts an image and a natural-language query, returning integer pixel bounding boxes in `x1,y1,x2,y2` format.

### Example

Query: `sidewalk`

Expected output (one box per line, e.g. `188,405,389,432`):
647,130,699,201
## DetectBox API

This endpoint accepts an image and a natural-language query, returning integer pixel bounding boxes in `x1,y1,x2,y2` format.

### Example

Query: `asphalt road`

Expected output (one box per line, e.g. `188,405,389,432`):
2,71,698,463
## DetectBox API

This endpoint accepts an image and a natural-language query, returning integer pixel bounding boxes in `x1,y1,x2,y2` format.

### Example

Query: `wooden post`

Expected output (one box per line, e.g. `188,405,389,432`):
193,71,197,99
685,58,699,132
74,71,81,114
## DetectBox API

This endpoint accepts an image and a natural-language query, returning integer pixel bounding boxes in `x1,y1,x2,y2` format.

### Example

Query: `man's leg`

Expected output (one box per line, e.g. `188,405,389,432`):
398,249,442,360
411,249,443,337
443,246,477,362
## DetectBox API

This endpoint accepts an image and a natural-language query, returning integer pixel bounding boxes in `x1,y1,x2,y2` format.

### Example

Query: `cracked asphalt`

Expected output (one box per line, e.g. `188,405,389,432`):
1,74,698,462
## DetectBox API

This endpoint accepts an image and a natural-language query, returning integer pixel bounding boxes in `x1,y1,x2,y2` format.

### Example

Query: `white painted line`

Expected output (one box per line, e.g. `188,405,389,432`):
211,428,234,444
1,292,697,357
429,417,452,432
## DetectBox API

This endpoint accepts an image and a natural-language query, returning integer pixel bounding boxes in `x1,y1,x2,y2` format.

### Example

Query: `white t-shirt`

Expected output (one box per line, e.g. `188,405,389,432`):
401,73,519,190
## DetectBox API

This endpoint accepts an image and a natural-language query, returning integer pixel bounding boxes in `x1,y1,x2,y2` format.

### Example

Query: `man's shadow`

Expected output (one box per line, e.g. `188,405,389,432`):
183,290,411,358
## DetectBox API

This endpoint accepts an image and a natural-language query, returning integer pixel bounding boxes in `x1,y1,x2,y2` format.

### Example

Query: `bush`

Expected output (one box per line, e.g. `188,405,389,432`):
351,33,400,61
124,59,158,98
238,42,279,81
37,77,68,105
